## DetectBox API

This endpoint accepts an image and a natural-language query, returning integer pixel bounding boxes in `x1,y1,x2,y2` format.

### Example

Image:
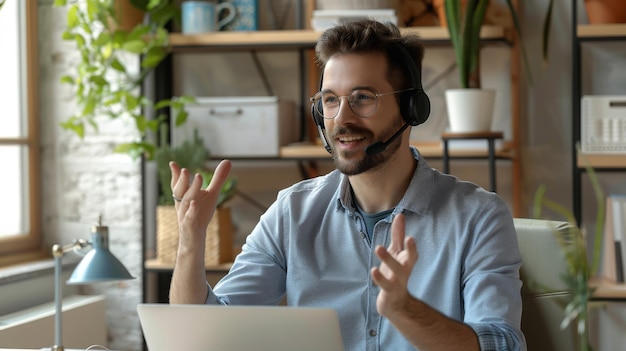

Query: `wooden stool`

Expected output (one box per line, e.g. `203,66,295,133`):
441,131,504,192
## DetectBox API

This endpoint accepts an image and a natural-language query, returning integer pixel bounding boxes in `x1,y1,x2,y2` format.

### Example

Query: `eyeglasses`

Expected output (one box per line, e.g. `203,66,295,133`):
310,88,414,119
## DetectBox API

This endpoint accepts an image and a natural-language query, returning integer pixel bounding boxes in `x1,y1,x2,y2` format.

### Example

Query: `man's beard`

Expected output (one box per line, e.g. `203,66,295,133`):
329,121,404,176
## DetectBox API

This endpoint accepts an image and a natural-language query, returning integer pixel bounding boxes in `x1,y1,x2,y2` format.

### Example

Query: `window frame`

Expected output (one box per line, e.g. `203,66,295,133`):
0,1,42,265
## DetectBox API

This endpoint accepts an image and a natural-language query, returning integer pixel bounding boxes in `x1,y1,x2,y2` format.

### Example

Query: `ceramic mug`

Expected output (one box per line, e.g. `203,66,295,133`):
182,1,237,34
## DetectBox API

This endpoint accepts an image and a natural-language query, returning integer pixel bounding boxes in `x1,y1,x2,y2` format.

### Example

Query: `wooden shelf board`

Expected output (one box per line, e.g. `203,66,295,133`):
592,280,626,300
401,25,507,41
577,23,626,38
170,29,319,49
169,26,509,49
145,258,232,271
577,153,626,168
280,141,515,159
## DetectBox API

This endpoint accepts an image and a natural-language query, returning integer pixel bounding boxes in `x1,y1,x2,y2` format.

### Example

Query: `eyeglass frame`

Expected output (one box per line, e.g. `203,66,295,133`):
309,87,416,119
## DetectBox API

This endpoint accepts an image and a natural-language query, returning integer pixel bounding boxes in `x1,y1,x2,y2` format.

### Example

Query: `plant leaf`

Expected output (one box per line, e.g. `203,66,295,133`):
543,0,554,66
123,39,147,54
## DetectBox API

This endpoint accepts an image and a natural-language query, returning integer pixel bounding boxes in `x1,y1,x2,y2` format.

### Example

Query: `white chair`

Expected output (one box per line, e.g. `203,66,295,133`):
514,218,579,351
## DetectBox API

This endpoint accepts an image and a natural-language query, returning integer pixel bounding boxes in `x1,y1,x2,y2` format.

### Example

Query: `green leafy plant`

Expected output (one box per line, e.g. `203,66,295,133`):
533,152,605,351
54,0,190,160
444,0,531,88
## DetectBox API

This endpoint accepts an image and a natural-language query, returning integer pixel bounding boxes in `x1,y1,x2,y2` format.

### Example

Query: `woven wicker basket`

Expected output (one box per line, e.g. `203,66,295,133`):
316,0,399,10
156,205,233,265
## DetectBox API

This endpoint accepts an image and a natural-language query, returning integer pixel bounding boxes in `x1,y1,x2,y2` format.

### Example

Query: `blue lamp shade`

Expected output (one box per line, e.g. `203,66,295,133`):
67,229,135,284
67,247,135,284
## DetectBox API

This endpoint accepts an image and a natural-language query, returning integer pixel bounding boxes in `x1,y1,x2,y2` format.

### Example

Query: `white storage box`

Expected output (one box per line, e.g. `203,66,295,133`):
173,97,296,157
311,9,397,31
581,95,626,154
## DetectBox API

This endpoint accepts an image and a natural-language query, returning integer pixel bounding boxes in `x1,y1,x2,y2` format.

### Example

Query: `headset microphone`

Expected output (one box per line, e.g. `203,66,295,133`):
364,121,410,156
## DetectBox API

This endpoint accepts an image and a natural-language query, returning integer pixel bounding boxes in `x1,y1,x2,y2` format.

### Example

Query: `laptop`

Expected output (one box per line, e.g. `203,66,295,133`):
137,303,345,351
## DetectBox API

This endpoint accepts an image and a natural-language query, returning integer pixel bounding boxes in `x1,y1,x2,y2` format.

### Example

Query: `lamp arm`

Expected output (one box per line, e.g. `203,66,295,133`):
52,239,90,258
51,239,90,351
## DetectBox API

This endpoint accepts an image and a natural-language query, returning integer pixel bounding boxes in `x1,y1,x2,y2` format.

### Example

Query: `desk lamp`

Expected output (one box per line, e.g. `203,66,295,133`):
51,216,135,351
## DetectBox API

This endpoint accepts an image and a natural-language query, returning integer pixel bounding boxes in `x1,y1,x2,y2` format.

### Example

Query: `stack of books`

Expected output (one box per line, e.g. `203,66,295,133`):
602,194,626,283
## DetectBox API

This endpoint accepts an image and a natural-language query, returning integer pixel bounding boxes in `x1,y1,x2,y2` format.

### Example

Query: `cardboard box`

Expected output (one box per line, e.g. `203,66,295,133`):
172,96,297,157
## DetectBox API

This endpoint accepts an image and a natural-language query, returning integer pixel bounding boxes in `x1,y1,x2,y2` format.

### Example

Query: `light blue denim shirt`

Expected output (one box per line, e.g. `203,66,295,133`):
207,147,526,351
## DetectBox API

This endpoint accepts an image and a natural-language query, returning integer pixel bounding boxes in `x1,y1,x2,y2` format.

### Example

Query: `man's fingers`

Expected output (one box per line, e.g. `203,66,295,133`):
172,167,191,204
389,213,406,253
205,159,232,192
170,161,181,190
404,237,419,266
375,245,403,275
371,267,392,290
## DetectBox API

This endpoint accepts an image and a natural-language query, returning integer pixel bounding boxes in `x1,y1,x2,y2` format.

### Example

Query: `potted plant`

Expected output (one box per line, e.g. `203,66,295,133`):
154,128,237,265
439,0,528,132
533,157,605,351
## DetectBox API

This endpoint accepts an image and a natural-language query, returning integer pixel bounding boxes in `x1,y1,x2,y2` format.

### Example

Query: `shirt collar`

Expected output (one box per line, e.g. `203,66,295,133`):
335,146,435,216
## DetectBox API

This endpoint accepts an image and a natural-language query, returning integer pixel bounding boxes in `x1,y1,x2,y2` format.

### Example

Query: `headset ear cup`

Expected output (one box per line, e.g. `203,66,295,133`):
411,91,430,126
401,90,431,126
399,91,414,125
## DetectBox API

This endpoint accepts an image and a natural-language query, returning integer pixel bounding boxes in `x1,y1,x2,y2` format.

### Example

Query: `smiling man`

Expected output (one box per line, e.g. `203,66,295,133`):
168,19,526,351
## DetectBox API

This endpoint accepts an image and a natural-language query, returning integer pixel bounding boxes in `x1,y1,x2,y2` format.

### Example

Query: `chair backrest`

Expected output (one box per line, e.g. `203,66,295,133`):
513,218,579,351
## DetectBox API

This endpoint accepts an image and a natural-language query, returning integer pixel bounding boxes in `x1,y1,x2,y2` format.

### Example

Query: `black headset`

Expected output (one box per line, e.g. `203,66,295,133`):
311,42,431,143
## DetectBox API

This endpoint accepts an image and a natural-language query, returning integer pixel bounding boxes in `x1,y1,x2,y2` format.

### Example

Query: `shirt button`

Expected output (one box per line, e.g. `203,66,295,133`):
369,329,377,337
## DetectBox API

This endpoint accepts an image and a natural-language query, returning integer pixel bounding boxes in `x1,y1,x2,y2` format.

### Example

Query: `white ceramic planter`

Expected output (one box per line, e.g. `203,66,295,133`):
445,89,496,133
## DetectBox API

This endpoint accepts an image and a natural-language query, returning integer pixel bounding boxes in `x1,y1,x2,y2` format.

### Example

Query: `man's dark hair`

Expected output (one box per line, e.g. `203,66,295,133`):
315,19,425,92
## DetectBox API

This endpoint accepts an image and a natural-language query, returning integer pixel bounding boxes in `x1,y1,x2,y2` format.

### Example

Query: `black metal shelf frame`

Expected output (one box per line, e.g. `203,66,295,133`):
572,6,626,225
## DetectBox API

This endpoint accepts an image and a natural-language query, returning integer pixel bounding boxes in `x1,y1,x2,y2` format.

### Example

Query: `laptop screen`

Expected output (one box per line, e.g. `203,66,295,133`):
137,304,345,351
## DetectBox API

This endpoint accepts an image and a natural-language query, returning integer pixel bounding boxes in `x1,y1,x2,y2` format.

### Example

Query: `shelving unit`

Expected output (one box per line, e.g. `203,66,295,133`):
571,8,626,223
164,25,519,164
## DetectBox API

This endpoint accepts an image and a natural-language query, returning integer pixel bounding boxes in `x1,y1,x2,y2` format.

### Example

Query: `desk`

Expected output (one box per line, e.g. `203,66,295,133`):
144,259,232,303
441,132,504,192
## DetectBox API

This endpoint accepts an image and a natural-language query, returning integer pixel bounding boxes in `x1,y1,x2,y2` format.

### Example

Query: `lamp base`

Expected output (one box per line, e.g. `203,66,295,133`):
51,345,64,351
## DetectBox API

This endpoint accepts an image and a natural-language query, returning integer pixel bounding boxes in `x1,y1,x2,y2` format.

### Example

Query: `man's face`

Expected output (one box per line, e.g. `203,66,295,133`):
322,53,405,176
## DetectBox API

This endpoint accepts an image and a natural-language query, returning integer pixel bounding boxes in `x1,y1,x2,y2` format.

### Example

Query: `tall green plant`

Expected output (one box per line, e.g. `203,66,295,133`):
54,0,191,160
533,152,605,351
444,0,531,88
542,0,554,65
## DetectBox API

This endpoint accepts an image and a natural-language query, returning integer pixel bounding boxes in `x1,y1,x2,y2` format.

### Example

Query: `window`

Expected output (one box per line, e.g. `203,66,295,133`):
0,1,41,263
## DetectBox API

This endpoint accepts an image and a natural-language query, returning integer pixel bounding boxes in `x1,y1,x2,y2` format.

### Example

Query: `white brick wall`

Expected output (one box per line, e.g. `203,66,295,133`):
39,2,144,350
